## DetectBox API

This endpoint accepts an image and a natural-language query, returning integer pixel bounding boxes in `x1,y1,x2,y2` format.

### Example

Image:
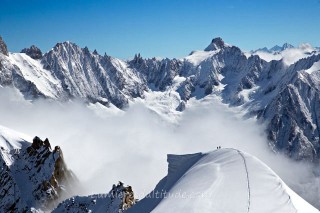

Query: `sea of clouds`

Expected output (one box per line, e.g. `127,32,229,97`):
0,87,319,208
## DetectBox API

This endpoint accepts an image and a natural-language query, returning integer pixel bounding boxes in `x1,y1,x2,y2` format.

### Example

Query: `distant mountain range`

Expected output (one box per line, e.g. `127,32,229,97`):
1,36,320,163
252,43,295,53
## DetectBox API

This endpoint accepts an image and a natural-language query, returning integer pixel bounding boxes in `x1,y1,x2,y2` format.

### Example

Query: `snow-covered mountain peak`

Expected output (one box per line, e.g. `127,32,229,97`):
51,41,81,54
269,45,282,52
282,42,295,49
204,37,229,51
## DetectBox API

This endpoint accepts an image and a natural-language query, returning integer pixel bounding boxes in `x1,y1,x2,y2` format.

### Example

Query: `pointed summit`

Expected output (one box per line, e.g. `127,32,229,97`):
53,41,78,51
269,45,282,52
204,37,226,51
282,43,294,50
93,49,99,55
83,46,90,54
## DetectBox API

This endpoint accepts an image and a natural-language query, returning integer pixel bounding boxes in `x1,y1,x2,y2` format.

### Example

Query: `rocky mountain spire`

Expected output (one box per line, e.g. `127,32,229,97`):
21,45,43,59
0,36,8,56
93,49,99,55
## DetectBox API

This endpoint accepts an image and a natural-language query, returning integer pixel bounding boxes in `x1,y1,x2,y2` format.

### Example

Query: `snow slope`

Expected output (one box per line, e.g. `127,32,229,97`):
0,125,31,169
305,61,320,74
128,149,319,213
8,53,63,98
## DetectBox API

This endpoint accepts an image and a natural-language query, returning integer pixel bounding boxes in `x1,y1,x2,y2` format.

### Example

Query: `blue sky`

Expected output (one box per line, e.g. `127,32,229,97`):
1,0,319,59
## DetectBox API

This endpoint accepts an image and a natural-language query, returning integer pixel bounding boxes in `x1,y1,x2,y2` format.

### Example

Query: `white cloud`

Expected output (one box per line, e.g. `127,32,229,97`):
252,44,318,66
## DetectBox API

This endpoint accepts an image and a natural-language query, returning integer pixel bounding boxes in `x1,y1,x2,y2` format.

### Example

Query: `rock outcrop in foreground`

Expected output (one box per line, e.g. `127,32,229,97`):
53,181,136,213
0,126,77,212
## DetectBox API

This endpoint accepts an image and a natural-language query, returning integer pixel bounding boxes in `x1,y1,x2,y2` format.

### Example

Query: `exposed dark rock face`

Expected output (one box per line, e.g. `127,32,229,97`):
21,45,43,59
41,41,146,108
0,36,8,56
176,101,186,112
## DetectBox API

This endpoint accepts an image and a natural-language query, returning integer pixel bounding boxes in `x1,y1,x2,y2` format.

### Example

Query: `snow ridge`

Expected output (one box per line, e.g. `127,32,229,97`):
128,148,319,213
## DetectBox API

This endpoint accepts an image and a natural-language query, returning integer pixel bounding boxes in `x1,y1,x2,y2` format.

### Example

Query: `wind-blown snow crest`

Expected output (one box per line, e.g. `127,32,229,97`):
0,125,32,151
184,50,220,66
0,125,31,166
